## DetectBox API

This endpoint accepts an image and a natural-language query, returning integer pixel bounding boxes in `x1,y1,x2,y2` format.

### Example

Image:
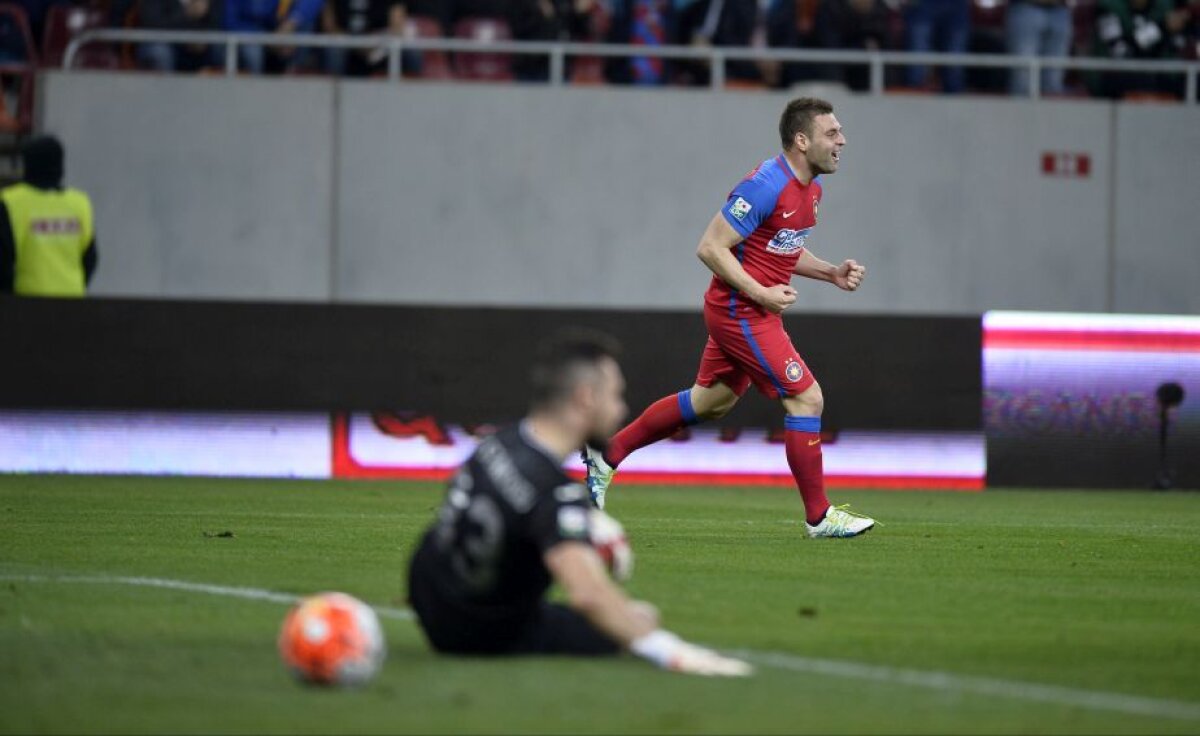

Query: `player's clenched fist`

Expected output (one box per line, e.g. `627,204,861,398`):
833,259,865,292
756,284,798,314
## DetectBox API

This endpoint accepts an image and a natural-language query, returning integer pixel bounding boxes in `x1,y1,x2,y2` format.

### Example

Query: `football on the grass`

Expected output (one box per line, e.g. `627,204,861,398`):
589,508,634,582
278,592,385,687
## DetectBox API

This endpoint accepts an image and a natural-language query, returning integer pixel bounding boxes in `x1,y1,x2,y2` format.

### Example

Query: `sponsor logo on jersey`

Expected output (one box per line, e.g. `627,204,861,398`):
729,197,752,221
785,360,804,382
766,227,811,255
557,506,589,539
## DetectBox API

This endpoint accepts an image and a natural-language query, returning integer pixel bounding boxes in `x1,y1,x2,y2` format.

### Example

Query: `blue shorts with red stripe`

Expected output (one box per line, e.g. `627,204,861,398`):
696,307,816,398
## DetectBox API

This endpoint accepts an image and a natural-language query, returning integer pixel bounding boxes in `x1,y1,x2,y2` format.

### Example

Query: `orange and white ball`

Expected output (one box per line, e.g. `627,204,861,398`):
278,592,385,687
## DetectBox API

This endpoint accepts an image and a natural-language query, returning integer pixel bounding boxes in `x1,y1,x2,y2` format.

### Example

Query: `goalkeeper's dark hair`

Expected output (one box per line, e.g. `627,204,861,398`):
779,97,834,150
530,328,623,409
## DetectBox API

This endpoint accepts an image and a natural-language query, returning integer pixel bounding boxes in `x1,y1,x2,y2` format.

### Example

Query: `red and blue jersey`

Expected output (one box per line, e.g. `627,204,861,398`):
704,155,823,319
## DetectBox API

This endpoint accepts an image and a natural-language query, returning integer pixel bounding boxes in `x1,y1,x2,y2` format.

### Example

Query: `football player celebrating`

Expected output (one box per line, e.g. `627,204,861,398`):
408,329,751,676
583,97,875,539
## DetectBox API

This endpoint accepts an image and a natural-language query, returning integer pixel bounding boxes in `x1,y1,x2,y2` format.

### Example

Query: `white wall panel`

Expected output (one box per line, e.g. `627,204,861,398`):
40,72,335,301
1112,105,1200,315
38,72,1197,314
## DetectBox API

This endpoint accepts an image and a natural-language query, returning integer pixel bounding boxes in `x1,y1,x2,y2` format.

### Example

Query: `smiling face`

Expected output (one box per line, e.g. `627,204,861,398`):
800,113,846,176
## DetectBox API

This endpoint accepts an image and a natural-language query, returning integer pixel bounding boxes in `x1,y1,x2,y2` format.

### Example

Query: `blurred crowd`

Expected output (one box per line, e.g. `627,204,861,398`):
4,0,1199,97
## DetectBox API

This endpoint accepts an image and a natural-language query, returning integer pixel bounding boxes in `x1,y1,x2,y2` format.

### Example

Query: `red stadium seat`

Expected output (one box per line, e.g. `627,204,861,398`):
0,3,37,133
42,3,119,69
452,17,512,81
404,15,452,79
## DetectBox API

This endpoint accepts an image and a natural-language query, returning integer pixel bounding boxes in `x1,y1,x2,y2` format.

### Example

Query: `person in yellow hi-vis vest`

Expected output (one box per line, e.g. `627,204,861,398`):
0,136,97,297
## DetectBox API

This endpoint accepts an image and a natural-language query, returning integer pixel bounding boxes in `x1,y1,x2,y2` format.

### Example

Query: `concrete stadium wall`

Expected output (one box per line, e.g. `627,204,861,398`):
1111,105,1200,315
39,71,1198,314
39,73,335,301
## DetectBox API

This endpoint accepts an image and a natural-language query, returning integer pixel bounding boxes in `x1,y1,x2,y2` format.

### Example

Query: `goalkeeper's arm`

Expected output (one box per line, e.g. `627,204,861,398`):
544,542,753,677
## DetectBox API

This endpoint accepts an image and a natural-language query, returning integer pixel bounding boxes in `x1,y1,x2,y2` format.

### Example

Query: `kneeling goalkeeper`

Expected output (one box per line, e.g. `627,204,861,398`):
407,329,751,677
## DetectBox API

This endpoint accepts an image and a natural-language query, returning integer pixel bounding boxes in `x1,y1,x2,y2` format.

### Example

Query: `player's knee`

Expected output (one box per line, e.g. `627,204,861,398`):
697,404,727,421
787,383,824,416
689,385,739,421
695,396,737,420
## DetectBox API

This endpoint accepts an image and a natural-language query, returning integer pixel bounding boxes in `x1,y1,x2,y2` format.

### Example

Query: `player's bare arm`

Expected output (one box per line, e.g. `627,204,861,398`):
544,542,657,645
545,541,753,676
793,249,865,292
696,212,797,314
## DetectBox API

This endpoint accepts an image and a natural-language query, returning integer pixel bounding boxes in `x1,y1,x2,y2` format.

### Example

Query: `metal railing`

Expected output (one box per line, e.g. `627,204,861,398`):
64,28,1200,103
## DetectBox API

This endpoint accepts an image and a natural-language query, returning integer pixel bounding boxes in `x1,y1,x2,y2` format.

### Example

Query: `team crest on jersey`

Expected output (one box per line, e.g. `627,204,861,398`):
766,227,811,255
813,200,819,221
729,197,752,221
785,360,804,382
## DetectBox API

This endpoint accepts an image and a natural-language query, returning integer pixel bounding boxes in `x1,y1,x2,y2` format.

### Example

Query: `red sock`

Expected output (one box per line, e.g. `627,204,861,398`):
607,390,698,466
784,416,830,525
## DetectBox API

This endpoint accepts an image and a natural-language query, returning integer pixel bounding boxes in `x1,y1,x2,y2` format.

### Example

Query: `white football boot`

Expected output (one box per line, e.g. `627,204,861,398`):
581,445,616,510
806,504,876,538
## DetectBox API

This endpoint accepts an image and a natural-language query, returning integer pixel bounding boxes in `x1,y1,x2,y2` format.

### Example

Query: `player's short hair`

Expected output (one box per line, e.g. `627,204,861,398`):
530,328,623,409
779,97,834,150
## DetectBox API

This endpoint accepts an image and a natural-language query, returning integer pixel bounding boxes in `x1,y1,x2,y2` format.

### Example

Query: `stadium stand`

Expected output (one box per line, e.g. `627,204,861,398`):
30,0,1197,101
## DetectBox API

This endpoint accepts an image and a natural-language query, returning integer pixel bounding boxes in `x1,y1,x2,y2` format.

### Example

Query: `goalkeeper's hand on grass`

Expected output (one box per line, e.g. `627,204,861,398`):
630,630,754,677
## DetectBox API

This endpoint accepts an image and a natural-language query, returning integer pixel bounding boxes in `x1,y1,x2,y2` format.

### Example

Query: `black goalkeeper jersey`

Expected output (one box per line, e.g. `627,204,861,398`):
409,423,593,625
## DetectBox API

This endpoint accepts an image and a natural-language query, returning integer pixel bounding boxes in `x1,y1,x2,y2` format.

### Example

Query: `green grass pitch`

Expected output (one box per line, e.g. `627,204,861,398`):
2,474,1199,734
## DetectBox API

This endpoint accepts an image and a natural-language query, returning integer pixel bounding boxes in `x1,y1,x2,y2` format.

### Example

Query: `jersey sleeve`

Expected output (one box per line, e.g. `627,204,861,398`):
721,172,780,239
525,481,592,554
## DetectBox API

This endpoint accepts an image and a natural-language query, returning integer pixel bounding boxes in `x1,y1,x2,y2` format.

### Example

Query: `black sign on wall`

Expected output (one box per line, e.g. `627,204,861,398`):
0,298,980,430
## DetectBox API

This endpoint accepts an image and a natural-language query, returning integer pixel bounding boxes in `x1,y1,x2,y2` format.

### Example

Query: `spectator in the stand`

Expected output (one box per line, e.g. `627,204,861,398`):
446,0,509,27
674,0,761,86
508,0,594,81
1182,0,1199,56
11,0,63,53
903,0,970,92
765,0,817,87
138,0,223,72
1090,0,1189,96
605,0,675,84
810,0,894,90
1175,0,1196,45
405,0,445,22
224,0,325,72
322,0,415,76
0,137,97,298
1006,0,1072,95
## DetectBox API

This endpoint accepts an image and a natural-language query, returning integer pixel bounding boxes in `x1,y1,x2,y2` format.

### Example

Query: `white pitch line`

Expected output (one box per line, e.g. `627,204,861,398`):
0,573,412,620
5,572,1199,722
730,649,1200,723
